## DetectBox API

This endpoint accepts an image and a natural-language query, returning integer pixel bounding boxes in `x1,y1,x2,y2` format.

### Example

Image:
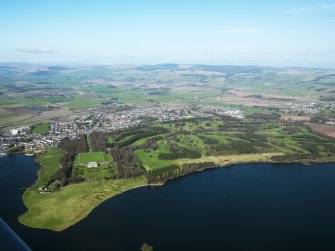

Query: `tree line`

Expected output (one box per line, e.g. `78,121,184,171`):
46,135,88,189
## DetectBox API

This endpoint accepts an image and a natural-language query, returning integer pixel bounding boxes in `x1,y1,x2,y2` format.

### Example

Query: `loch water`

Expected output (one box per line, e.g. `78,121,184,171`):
1,154,335,251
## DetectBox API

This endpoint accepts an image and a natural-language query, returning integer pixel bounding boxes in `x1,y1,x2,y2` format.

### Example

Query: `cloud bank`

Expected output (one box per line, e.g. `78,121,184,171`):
212,28,264,33
15,48,55,54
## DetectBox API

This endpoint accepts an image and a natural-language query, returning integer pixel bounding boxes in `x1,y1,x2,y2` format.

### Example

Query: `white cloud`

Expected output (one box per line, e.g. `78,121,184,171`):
212,28,264,33
284,2,335,14
15,48,55,54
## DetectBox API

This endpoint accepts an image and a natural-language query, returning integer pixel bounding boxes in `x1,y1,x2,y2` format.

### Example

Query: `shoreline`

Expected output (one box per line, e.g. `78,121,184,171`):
149,156,335,186
18,153,335,231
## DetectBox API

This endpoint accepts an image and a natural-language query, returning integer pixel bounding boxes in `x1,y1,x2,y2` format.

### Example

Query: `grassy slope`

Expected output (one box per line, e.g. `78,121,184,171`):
32,147,63,189
137,148,283,171
173,152,283,166
19,176,147,231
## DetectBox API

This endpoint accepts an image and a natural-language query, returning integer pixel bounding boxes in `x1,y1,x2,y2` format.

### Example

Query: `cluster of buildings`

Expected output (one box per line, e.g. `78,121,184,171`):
0,104,243,154
281,102,335,116
281,102,319,115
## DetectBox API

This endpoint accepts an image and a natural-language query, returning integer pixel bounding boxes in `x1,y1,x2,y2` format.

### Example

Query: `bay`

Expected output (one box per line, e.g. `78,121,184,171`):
1,154,335,250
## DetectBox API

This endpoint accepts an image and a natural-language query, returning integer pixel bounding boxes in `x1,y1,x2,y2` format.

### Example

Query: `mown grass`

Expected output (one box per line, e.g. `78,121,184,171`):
32,123,49,134
19,176,147,231
135,150,171,170
73,152,112,165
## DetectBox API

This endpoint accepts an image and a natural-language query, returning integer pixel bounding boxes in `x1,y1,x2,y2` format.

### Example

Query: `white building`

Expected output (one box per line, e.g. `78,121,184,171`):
87,162,98,168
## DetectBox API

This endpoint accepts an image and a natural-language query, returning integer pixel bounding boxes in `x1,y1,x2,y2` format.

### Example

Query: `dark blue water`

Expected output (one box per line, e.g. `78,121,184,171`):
1,154,335,251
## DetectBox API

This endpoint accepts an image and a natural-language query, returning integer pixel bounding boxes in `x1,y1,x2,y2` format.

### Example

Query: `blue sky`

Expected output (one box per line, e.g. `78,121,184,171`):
1,0,335,67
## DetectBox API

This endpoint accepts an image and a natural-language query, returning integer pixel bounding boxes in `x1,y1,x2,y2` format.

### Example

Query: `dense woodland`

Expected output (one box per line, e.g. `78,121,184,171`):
109,146,144,178
47,135,88,188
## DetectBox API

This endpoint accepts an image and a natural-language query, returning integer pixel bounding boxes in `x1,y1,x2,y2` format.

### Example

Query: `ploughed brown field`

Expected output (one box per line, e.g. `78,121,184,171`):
306,123,335,139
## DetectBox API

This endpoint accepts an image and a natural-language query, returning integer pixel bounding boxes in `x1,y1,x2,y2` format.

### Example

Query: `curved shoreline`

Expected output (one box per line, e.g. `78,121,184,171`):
19,176,148,231
18,151,335,231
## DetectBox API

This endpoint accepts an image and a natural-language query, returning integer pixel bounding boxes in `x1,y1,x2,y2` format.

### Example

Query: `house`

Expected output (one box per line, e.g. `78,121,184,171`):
87,162,98,168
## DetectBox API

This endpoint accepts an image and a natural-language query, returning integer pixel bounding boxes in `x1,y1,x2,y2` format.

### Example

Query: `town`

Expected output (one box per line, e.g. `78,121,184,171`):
0,104,243,155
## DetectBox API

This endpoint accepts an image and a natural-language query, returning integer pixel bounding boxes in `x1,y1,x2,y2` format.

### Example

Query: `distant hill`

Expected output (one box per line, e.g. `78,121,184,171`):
137,63,180,71
138,63,266,73
190,64,264,74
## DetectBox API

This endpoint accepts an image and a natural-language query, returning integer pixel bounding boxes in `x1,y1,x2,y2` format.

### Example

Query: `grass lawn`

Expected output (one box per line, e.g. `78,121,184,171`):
32,123,49,134
73,152,112,165
32,147,64,189
19,176,147,231
136,150,171,170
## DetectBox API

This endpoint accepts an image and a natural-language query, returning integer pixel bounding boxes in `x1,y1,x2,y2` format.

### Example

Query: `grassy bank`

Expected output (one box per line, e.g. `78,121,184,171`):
172,152,284,167
32,147,64,189
19,176,147,231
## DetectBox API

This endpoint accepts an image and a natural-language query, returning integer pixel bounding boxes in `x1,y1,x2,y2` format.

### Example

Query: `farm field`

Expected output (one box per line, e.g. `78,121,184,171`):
1,63,335,124
306,123,335,138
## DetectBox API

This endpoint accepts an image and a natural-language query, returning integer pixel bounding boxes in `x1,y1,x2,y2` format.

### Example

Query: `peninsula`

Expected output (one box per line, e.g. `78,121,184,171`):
18,116,335,231
0,64,335,231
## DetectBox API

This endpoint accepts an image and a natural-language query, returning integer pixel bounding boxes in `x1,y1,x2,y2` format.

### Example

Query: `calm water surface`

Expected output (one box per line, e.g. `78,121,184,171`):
1,154,335,251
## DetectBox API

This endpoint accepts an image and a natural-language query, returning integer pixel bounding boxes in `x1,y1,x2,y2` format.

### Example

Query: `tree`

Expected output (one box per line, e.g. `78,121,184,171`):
140,243,153,251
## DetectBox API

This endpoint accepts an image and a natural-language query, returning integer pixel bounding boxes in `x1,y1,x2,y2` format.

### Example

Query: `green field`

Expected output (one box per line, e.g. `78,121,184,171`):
33,147,64,189
19,176,147,231
132,119,335,172
1,63,335,117
32,123,49,134
67,96,103,110
73,152,112,165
